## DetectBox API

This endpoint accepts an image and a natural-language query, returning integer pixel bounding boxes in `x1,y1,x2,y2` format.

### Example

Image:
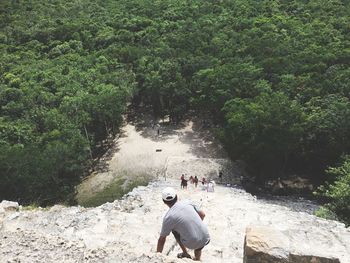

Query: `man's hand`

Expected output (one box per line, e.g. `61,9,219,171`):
157,236,166,253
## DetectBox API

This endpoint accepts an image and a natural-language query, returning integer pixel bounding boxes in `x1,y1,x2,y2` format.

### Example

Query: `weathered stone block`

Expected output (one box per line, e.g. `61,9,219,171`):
0,200,19,212
289,254,340,263
244,226,341,263
244,226,289,263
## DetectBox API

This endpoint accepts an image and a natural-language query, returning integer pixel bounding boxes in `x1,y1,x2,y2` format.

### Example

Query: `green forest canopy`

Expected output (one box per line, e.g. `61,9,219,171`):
1,0,349,222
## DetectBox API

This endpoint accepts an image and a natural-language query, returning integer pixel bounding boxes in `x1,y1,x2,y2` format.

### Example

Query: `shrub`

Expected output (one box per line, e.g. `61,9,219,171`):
316,156,350,225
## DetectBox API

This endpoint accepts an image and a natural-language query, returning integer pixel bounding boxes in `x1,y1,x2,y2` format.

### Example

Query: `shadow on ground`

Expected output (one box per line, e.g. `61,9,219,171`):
126,106,228,159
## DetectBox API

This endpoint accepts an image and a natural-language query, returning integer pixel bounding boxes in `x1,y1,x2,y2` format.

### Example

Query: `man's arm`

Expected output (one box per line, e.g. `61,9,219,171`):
198,210,205,220
192,203,206,220
157,236,166,253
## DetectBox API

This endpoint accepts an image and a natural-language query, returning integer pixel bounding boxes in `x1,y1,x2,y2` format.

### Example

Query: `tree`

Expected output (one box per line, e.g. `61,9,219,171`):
223,92,305,179
317,156,350,225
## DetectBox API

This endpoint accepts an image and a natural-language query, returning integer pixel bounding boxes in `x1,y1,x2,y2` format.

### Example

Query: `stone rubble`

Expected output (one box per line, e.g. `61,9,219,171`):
1,180,349,263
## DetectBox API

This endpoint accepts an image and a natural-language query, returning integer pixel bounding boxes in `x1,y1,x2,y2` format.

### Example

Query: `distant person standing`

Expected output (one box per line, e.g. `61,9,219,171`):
207,181,215,192
157,187,210,261
201,177,207,191
218,171,223,184
155,123,160,136
194,176,199,188
181,175,188,189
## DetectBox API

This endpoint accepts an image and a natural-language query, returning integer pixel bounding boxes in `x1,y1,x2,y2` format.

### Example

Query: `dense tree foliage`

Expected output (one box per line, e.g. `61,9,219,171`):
0,0,136,204
1,0,349,216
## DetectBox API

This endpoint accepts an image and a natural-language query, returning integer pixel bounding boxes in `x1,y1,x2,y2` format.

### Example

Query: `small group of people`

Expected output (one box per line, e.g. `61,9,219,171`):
180,174,215,192
180,174,198,188
157,187,210,261
180,174,200,189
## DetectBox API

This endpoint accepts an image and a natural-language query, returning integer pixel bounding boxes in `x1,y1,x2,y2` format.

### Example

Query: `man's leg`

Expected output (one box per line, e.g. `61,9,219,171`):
194,248,202,261
194,239,210,261
172,231,191,258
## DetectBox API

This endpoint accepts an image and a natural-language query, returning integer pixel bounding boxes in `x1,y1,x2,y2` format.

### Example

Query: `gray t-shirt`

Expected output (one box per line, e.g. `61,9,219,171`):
160,199,210,249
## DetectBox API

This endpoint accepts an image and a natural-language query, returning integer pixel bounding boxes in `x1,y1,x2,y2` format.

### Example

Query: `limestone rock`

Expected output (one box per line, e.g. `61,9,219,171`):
0,200,19,212
244,226,341,263
289,254,340,263
244,226,289,263
0,180,349,263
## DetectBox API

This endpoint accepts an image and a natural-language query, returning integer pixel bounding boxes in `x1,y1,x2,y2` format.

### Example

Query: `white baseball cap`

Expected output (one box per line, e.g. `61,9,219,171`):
162,187,177,201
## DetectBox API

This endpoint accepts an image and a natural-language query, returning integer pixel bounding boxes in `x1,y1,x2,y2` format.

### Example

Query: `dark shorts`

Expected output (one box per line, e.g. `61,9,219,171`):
172,231,210,250
172,230,181,241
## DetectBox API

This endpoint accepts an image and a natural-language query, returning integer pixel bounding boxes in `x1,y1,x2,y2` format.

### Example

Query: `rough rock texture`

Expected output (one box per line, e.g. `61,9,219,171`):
244,226,341,263
1,180,349,263
265,177,314,195
244,226,289,262
0,200,19,212
289,254,340,263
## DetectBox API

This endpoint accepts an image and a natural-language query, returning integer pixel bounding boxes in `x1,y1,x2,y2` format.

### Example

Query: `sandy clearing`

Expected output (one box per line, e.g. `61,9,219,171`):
76,118,228,204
